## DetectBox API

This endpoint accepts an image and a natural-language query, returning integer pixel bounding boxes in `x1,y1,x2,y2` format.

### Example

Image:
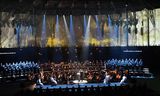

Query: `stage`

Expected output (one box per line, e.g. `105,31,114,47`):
36,82,126,89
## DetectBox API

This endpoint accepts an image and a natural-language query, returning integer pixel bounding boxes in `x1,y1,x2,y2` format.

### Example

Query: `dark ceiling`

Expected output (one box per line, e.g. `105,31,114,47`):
0,0,160,15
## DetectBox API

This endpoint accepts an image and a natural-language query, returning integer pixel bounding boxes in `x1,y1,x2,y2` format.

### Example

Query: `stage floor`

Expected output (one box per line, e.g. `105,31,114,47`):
36,82,126,89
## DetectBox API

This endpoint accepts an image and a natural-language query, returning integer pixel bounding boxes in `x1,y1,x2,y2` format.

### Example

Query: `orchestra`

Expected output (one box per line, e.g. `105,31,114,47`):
25,60,130,85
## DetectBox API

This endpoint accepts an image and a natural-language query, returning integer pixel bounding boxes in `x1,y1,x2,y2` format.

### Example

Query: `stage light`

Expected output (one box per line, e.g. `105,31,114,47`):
63,15,77,60
63,15,72,46
69,15,76,46
84,15,91,46
16,24,20,47
108,15,114,45
95,15,102,40
27,25,32,47
82,15,91,60
83,15,87,37
41,14,46,47
55,15,60,47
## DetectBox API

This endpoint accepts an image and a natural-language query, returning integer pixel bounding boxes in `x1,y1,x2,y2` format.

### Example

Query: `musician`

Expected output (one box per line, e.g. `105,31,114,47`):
87,72,93,83
103,72,111,84
49,74,57,85
95,73,101,83
77,69,84,81
77,71,81,81
36,74,44,86
119,74,127,85
115,73,121,82
80,69,84,80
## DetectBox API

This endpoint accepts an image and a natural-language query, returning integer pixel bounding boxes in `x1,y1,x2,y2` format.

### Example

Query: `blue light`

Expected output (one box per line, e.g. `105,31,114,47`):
16,24,20,47
84,15,91,46
95,15,102,40
28,25,32,47
83,15,87,37
114,24,119,46
108,15,113,39
70,15,76,46
82,15,91,60
55,15,59,41
41,14,46,47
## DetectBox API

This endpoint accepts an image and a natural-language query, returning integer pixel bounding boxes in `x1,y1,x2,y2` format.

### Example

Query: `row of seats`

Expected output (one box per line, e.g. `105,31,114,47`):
105,58,143,66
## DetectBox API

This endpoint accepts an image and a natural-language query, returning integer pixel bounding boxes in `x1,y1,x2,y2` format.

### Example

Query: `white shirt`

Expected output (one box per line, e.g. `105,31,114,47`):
37,79,43,86
120,75,127,85
50,77,57,84
103,75,110,84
